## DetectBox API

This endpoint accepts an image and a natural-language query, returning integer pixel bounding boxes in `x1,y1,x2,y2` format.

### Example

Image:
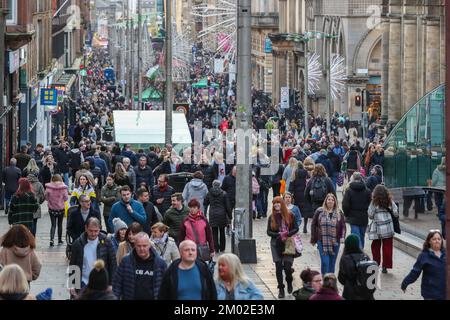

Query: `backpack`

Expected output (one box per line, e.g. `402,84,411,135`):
310,177,327,203
352,255,378,295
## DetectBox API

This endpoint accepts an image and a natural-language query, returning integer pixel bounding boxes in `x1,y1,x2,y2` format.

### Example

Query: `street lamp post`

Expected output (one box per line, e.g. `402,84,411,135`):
326,34,332,136
304,39,309,138
164,0,173,145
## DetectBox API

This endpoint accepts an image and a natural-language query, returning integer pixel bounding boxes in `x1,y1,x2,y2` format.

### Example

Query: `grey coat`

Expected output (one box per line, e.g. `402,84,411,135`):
151,236,180,266
27,175,45,219
182,178,208,213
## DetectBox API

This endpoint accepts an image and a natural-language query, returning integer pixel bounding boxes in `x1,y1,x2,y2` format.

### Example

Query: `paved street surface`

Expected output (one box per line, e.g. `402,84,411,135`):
0,187,421,300
245,189,422,300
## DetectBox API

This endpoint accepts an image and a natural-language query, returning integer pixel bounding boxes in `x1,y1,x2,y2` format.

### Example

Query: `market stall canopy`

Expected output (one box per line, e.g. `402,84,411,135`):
192,78,220,89
134,87,163,101
113,111,192,149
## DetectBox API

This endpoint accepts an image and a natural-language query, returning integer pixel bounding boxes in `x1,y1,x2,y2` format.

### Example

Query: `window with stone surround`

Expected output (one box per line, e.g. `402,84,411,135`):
6,0,17,25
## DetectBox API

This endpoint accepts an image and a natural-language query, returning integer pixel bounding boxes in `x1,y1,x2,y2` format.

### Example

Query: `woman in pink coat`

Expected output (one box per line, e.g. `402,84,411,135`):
45,174,68,246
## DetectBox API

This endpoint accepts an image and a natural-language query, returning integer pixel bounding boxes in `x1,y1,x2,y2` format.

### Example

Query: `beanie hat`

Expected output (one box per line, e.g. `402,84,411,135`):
212,180,221,188
345,234,360,252
36,288,53,300
88,260,109,291
113,218,128,234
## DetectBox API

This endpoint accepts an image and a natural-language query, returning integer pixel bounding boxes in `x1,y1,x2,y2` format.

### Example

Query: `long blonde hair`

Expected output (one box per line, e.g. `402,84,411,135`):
0,264,30,295
216,253,250,288
289,158,299,182
24,159,39,176
321,193,342,219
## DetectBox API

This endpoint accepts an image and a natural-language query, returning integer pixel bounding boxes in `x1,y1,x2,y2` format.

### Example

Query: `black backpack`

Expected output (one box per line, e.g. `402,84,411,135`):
310,177,327,203
352,254,378,295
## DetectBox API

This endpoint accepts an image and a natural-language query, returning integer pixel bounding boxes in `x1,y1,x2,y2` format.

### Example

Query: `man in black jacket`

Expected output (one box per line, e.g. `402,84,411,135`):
67,195,102,241
69,217,116,292
2,158,22,215
221,166,236,209
137,187,162,235
151,174,175,215
158,240,217,300
134,156,155,190
53,141,71,187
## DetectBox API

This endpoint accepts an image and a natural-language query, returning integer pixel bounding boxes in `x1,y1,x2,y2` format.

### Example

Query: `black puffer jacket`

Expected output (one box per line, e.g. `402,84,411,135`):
134,165,155,189
53,147,70,173
204,187,232,227
342,181,372,227
289,168,314,218
69,232,116,286
221,174,236,208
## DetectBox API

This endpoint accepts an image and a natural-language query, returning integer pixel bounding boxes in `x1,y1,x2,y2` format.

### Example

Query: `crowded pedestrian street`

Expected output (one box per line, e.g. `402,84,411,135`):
0,0,448,303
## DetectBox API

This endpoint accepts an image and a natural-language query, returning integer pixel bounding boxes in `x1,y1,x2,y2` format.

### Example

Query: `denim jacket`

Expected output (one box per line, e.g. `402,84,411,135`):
216,280,264,300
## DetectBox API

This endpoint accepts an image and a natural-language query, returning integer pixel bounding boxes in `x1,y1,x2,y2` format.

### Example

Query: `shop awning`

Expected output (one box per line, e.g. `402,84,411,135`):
52,73,76,93
134,87,163,101
192,78,219,89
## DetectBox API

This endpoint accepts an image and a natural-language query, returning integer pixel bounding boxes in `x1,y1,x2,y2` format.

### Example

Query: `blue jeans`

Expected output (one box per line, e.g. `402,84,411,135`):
4,190,13,214
317,241,340,275
62,172,70,188
350,225,367,249
256,188,269,217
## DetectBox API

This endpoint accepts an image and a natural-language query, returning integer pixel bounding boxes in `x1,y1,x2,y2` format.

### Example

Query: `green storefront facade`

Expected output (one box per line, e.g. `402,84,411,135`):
383,85,445,188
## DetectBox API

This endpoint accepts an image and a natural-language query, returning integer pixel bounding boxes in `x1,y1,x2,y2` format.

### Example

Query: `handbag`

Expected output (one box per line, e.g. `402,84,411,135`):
283,237,297,256
189,221,211,261
387,207,401,234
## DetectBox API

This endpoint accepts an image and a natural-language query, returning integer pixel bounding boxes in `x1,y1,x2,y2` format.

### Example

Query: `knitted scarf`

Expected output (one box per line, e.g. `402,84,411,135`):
319,210,338,255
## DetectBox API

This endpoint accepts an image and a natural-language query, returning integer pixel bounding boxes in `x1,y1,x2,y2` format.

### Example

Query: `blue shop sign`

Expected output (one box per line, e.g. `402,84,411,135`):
264,38,272,53
40,88,58,106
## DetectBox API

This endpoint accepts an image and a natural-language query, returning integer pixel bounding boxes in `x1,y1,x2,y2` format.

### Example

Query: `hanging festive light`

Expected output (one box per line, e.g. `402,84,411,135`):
191,0,237,65
330,54,347,100
307,52,321,95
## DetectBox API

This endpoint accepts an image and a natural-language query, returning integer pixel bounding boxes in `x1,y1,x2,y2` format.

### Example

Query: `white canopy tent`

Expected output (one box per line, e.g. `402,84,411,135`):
113,110,192,151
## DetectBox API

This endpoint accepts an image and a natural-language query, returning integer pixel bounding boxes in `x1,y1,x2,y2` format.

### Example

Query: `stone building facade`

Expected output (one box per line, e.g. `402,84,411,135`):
251,0,279,95
380,0,445,125
268,0,306,105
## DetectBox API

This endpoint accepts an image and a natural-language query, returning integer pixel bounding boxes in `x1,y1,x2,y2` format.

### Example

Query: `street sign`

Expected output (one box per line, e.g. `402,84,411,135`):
264,38,272,53
280,87,290,109
40,88,58,111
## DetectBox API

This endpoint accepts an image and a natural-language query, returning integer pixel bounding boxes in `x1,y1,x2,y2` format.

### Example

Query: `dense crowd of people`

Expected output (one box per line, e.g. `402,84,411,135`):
0,46,446,301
